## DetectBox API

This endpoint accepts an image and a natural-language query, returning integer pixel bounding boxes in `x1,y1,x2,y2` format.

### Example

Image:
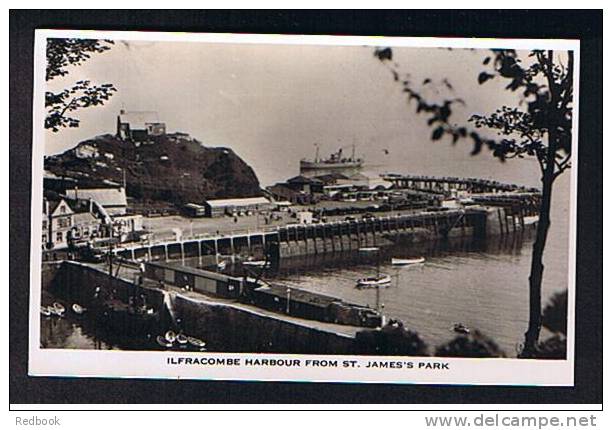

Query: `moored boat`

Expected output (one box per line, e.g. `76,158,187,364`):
40,306,52,317
72,303,87,315
356,274,391,288
52,302,66,316
391,257,425,265
156,335,174,348
358,247,380,253
452,323,470,334
164,330,177,343
243,260,270,268
186,336,207,350
176,333,188,345
300,145,363,173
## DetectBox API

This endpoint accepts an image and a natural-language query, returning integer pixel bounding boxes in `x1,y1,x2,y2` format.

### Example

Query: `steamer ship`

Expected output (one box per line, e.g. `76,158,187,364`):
299,144,363,177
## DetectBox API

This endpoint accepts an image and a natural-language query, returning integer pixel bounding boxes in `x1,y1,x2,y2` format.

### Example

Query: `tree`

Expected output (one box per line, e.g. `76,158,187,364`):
45,38,117,132
541,289,568,336
435,330,506,358
355,323,429,356
535,289,568,359
375,47,574,357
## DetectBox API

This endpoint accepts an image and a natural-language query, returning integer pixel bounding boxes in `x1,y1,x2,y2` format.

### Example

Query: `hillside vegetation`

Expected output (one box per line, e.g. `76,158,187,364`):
44,133,262,206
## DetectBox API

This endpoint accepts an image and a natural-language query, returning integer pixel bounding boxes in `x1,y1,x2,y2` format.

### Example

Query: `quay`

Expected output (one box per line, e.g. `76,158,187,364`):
40,172,542,354
43,261,367,354
380,174,540,194
111,203,538,263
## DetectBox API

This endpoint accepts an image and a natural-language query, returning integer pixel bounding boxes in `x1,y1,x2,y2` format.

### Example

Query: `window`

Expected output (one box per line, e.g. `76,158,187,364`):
56,232,63,242
60,206,66,214
42,220,47,229
57,217,71,228
42,235,47,243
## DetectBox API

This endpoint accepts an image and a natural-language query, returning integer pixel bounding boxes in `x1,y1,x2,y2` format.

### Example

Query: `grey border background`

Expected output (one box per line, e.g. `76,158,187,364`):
9,9,602,405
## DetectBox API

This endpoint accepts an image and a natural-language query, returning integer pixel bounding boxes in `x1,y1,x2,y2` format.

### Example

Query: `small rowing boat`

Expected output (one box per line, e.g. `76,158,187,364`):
156,335,174,348
452,323,470,334
72,303,87,315
356,274,392,288
176,333,188,346
358,247,380,253
52,302,66,317
391,257,425,266
186,336,207,350
164,330,177,343
243,260,269,268
217,260,227,270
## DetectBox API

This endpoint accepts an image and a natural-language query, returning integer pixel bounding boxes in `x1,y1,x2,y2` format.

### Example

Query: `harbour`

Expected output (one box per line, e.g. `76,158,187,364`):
40,190,569,357
35,42,570,361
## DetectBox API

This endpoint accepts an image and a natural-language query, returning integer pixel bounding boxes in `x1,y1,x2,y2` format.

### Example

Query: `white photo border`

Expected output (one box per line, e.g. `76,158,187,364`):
28,29,580,386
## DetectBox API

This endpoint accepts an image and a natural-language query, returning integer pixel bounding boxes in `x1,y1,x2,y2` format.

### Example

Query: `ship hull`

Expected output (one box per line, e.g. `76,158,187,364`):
300,161,363,170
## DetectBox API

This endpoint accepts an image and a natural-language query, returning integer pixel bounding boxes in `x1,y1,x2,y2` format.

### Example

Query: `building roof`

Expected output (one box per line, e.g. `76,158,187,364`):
286,175,323,185
146,261,241,283
314,172,348,184
184,203,206,209
118,111,162,129
65,187,127,208
205,196,270,208
255,283,339,308
45,198,72,216
65,197,95,214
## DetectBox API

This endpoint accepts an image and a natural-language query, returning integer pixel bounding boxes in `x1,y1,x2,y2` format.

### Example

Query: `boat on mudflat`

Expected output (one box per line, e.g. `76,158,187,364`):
156,335,174,348
452,323,470,334
72,303,87,315
356,274,392,288
51,302,66,317
176,333,188,346
243,260,270,268
358,247,380,253
391,257,425,266
186,336,207,350
164,330,177,343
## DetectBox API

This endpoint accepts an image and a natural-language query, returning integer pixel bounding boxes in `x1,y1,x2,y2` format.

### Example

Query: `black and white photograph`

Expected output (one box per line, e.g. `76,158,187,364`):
28,29,579,385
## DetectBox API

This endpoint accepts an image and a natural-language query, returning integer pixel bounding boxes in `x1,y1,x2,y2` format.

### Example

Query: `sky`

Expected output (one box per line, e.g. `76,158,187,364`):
44,39,557,190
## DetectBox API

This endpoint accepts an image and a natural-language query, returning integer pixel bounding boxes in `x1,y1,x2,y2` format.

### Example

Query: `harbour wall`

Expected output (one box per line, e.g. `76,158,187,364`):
172,294,356,354
43,261,358,354
112,203,537,262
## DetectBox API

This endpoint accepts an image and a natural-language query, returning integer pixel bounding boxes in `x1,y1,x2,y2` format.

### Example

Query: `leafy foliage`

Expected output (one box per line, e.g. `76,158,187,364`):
374,47,573,179
45,38,117,132
375,46,575,356
535,334,567,359
355,322,429,356
541,289,568,335
435,330,506,358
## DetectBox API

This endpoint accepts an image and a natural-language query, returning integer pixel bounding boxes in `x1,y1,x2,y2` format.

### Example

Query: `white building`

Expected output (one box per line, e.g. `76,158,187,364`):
203,197,272,217
65,187,128,216
338,172,394,191
74,143,99,159
116,109,166,141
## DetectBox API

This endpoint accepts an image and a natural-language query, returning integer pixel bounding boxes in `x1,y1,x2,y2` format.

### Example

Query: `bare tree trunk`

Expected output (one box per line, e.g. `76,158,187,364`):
522,113,559,357
521,171,554,357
